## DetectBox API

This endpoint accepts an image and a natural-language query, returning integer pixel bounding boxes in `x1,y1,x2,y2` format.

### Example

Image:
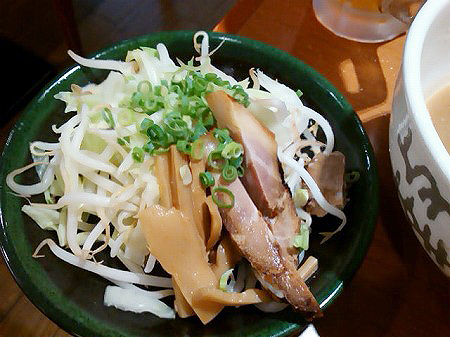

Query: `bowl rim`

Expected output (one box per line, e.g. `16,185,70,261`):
403,0,450,182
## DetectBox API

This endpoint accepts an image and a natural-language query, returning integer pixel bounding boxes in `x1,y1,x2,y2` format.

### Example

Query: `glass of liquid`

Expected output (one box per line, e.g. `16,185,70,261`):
312,0,426,43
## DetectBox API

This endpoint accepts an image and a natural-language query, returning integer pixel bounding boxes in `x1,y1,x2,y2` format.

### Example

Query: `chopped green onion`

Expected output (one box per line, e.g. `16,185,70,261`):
132,147,145,163
144,97,164,114
213,128,232,144
215,142,225,153
182,115,193,129
153,85,162,96
236,165,245,177
228,155,243,168
154,147,169,155
125,71,246,163
213,77,227,86
170,84,183,96
191,123,207,140
190,138,205,160
219,268,235,292
293,222,309,251
143,142,154,153
296,89,303,98
208,150,226,171
193,75,208,95
199,171,215,188
230,84,250,107
117,138,127,146
130,91,144,110
102,108,115,129
185,76,193,94
140,118,154,133
165,110,181,120
221,164,238,182
137,80,152,96
176,140,191,155
147,124,168,147
205,73,218,81
293,234,308,251
180,95,189,114
202,114,215,128
221,142,243,159
211,186,235,208
44,189,55,204
164,117,188,139
117,108,134,126
160,79,169,88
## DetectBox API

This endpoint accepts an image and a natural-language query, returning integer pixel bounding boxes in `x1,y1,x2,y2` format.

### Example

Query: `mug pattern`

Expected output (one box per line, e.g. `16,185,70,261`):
394,127,450,270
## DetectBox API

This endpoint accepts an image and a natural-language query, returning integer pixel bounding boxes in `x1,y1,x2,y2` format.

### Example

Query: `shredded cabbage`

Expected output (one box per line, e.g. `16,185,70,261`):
104,285,175,318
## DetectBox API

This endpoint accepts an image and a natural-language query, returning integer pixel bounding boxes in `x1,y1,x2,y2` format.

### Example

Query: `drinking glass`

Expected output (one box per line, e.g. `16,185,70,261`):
312,0,426,43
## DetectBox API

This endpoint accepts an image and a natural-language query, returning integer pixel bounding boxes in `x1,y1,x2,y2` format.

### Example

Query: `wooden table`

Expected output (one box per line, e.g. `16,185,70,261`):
214,1,450,336
1,1,449,336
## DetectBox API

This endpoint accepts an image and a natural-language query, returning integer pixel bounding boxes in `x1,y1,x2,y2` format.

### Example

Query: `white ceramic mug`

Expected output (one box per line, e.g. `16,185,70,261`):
389,0,450,277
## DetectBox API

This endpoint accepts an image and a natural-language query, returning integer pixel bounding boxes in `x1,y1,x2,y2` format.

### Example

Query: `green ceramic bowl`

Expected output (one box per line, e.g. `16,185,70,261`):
0,31,378,337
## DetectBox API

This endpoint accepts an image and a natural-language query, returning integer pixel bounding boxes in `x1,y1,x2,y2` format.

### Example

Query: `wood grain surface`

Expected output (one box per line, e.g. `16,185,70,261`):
215,1,450,336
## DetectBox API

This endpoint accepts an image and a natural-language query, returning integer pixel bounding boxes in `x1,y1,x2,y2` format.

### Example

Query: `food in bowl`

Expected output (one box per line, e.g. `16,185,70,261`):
6,31,353,324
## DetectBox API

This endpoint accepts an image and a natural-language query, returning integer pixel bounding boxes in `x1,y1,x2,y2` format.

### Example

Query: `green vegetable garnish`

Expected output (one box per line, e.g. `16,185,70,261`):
221,163,238,182
221,142,243,159
176,140,192,155
132,147,144,163
102,108,115,129
117,138,127,146
164,117,189,140
140,118,154,133
213,128,232,144
293,221,310,251
208,150,226,171
199,172,215,188
236,165,245,177
129,72,247,187
212,186,235,208
117,108,134,126
219,268,235,292
147,124,168,148
190,138,205,160
143,142,155,153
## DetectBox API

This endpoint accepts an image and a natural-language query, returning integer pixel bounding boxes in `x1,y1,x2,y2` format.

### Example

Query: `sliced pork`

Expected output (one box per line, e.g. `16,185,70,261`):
217,177,322,318
306,152,345,217
206,91,300,262
206,91,321,318
206,90,284,217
